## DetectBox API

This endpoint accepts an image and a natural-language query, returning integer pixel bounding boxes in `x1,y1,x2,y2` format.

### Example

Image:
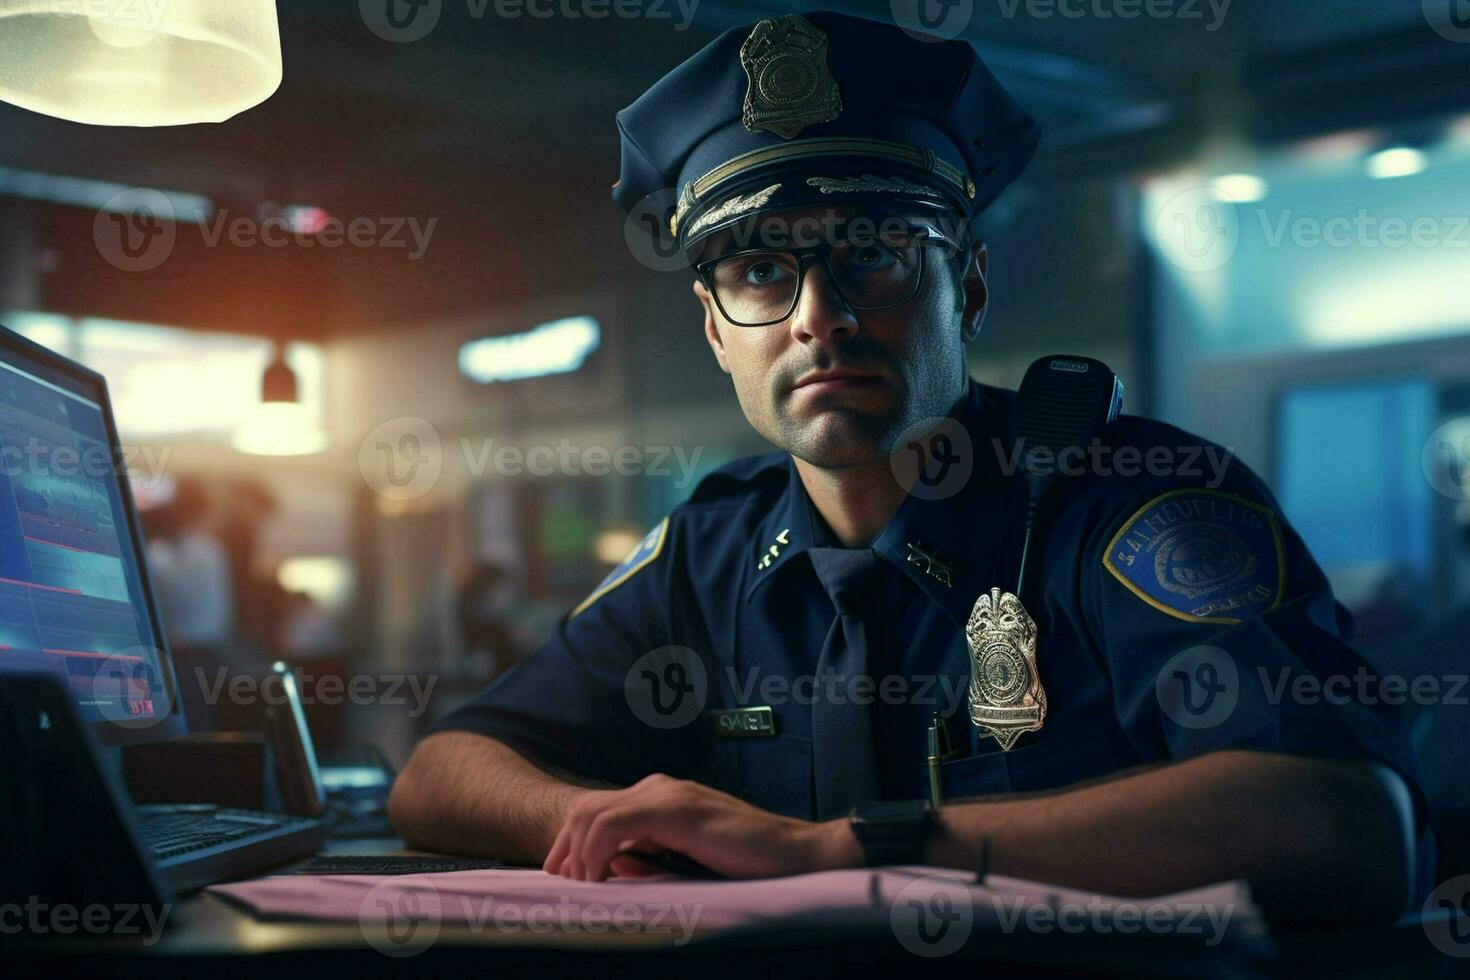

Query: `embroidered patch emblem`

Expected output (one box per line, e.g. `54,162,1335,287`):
570,517,669,618
1103,490,1284,624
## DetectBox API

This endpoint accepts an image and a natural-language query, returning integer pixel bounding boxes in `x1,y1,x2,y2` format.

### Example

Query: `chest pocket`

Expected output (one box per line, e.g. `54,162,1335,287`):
721,734,815,820
938,723,1127,799
936,741,1010,799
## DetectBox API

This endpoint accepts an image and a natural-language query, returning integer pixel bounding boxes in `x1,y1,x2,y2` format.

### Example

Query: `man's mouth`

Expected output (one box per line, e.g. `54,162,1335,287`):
790,368,886,395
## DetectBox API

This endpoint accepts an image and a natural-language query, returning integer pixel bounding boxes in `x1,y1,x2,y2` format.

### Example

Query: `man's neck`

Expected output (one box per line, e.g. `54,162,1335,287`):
792,455,905,548
792,383,970,549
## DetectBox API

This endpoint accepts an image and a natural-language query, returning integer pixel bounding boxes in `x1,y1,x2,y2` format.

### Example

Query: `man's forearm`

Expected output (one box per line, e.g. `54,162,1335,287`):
919,750,1415,924
387,731,609,864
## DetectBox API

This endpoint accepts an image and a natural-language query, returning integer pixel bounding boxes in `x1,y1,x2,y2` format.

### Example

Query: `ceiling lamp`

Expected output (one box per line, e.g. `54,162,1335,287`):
233,348,328,457
1365,146,1428,180
0,1,282,126
1208,173,1268,204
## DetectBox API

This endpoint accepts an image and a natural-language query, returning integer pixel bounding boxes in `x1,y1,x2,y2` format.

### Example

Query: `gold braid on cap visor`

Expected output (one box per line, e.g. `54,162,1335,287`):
670,137,978,237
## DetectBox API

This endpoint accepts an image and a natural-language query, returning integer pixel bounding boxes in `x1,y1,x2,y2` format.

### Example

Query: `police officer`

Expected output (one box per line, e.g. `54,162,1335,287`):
390,10,1429,923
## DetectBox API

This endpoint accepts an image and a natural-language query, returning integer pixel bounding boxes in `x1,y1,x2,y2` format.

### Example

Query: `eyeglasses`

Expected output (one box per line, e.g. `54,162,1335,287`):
694,224,962,328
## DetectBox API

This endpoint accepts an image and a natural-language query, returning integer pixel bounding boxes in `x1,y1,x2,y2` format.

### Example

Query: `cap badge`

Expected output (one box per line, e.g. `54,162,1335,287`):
740,14,843,140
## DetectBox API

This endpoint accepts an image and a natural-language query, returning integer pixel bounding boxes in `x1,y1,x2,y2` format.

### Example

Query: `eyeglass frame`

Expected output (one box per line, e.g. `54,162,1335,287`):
692,221,966,328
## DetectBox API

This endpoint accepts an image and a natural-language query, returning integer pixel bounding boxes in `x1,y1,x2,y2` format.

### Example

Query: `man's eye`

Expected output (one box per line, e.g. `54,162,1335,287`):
845,244,905,272
743,260,792,286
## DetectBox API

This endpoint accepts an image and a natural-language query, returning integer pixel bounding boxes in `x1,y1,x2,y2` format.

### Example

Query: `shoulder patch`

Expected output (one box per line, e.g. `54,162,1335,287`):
1102,489,1285,625
569,517,669,619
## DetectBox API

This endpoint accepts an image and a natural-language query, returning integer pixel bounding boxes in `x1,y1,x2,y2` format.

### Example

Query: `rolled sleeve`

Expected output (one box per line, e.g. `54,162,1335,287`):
1080,460,1431,838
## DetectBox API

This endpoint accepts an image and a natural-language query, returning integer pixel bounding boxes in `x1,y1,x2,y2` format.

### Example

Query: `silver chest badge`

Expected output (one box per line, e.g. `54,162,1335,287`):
965,587,1047,751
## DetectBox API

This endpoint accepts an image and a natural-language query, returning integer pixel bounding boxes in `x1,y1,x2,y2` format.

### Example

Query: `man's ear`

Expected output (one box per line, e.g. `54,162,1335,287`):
693,278,732,375
959,241,989,344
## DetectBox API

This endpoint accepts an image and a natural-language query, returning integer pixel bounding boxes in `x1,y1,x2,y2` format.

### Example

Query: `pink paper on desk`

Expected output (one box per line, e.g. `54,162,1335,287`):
209,867,1260,948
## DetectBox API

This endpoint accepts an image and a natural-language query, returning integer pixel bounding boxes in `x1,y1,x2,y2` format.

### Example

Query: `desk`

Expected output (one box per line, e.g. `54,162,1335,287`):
6,837,1458,979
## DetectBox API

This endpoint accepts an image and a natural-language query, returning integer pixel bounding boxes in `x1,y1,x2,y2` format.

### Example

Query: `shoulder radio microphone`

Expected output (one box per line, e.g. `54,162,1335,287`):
1013,355,1124,603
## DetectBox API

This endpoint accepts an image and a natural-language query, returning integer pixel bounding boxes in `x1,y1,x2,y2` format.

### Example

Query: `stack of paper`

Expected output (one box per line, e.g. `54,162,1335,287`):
209,865,1262,955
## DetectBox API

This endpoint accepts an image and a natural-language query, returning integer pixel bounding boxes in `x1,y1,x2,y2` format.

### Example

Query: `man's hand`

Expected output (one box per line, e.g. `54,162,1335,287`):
543,774,862,881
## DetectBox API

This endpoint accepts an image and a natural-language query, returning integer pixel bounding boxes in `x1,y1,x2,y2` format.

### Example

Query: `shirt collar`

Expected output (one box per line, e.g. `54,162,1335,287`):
744,456,834,598
744,380,1021,626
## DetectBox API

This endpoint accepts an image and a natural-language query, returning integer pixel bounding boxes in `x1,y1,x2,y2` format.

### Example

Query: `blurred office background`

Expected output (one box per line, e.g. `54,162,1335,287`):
1,0,1467,767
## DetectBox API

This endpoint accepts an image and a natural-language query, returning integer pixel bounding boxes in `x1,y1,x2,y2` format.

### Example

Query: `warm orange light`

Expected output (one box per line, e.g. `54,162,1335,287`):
232,403,328,457
593,527,646,565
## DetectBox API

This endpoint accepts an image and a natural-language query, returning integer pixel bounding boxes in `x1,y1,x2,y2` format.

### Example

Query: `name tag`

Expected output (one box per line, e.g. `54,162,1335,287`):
706,706,777,738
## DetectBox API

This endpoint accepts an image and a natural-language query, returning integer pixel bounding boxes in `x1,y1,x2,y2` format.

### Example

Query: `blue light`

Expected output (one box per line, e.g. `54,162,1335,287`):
458,316,601,383
0,164,212,221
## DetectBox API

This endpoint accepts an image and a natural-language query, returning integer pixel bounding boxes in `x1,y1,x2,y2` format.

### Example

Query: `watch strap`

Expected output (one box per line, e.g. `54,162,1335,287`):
849,799,931,866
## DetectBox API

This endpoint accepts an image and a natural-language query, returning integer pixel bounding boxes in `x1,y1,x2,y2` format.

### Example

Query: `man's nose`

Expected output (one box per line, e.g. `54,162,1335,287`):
788,260,859,344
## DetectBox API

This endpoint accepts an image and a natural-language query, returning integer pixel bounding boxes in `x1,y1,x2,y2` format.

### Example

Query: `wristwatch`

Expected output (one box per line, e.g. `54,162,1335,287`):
848,799,932,867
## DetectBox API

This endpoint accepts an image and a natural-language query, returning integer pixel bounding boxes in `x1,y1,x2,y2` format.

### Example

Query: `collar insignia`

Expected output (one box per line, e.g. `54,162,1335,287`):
905,541,953,587
757,527,791,571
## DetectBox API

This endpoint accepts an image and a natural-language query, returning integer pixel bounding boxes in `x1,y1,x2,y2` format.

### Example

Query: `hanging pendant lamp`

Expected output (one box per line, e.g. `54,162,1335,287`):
233,347,328,457
0,1,283,126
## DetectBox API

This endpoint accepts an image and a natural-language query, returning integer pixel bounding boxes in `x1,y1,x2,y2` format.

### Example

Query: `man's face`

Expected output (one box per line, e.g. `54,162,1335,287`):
693,204,988,469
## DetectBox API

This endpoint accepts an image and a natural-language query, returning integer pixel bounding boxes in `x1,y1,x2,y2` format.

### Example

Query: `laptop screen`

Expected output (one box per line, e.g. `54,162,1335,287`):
0,334,171,728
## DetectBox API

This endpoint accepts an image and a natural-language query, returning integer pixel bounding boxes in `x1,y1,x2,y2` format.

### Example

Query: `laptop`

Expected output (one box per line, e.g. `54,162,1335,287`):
0,323,323,896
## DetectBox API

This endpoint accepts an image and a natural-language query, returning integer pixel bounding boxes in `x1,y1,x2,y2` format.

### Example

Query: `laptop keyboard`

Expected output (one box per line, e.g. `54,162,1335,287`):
136,804,292,860
289,855,503,875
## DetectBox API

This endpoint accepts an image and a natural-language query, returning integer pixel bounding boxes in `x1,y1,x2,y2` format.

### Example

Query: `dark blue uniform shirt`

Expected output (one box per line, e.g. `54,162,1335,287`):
428,380,1431,885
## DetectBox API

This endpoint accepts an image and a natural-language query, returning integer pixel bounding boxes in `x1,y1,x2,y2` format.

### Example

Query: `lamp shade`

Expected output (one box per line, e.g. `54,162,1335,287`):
0,0,282,126
233,349,328,456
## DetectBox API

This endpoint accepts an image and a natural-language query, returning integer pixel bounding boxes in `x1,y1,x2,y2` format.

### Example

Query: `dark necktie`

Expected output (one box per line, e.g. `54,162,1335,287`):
806,546,884,820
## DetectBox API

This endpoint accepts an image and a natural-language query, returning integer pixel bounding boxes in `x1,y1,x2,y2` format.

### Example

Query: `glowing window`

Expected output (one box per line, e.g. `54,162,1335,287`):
459,316,600,383
1,313,324,440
